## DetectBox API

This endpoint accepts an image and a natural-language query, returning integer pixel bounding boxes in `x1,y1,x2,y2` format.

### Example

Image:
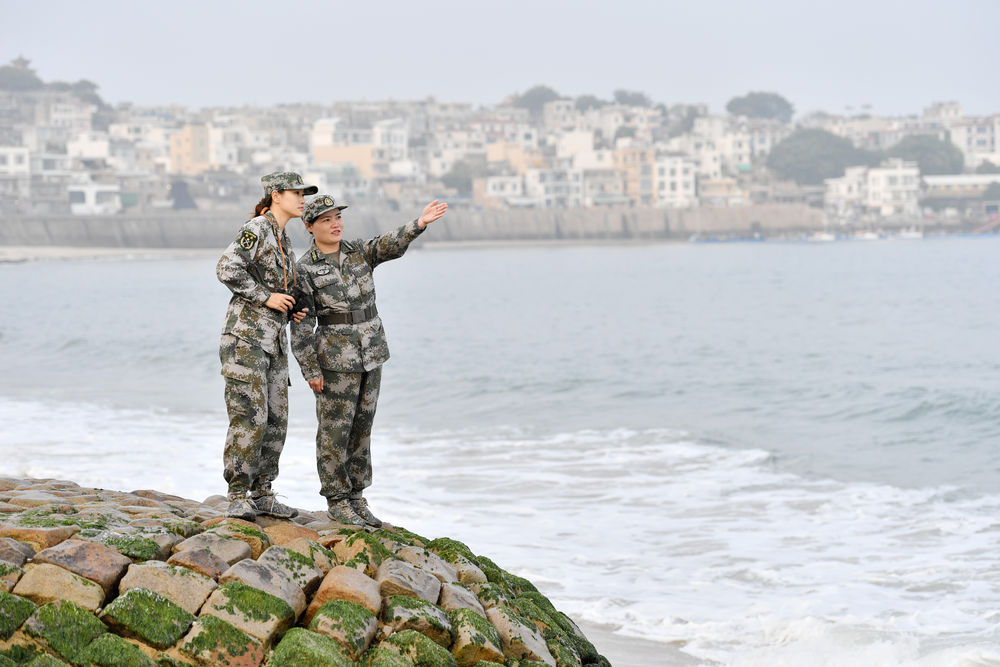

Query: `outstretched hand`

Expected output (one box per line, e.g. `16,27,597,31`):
418,200,448,228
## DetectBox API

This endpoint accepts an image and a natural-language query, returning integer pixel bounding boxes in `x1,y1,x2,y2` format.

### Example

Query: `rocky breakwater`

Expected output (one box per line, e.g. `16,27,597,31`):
0,477,609,667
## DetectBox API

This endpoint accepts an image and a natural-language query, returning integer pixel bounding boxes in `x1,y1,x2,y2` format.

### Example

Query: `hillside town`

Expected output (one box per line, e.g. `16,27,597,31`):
1,56,998,231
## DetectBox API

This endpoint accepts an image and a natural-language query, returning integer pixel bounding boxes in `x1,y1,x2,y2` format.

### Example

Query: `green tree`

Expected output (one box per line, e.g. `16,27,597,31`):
767,129,879,185
726,91,794,123
0,65,43,91
575,94,606,111
512,85,562,115
614,126,636,141
441,159,490,195
975,161,1000,174
667,104,705,138
885,135,963,175
613,89,652,107
983,182,1000,200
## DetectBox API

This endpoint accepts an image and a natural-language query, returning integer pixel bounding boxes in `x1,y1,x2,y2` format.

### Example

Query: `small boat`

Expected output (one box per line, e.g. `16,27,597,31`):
808,231,836,242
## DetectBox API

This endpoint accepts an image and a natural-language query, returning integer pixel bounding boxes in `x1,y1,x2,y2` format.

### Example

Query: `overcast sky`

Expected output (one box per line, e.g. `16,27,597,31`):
5,0,998,118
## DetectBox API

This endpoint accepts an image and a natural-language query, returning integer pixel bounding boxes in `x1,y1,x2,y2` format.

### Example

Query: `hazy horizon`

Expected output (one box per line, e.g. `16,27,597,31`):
5,0,998,117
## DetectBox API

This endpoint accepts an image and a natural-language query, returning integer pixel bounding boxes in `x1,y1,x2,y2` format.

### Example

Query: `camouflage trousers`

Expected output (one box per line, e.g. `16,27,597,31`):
220,334,289,496
315,366,382,500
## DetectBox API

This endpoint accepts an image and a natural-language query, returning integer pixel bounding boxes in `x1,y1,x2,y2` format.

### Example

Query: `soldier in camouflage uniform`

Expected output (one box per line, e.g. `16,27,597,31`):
291,194,448,527
217,171,318,521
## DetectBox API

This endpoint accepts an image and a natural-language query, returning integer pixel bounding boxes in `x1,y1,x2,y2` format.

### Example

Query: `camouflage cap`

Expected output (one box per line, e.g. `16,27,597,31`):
303,194,349,223
261,171,318,196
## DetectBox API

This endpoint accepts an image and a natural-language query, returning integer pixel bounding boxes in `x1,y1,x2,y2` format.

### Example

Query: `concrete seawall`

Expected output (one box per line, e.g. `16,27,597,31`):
0,204,825,249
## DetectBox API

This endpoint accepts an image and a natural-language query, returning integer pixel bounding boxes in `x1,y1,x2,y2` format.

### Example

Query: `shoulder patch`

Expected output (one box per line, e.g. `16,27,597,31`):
238,229,259,251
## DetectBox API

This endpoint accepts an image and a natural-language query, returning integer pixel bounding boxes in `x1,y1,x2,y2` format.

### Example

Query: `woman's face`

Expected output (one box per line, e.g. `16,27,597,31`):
271,189,305,218
308,210,344,247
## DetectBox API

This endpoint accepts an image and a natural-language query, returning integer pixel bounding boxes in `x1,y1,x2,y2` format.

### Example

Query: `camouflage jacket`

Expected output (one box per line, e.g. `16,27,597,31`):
291,220,424,377
216,211,298,357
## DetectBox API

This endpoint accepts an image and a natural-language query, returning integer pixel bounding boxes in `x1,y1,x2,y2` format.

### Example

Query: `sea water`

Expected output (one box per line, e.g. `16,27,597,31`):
1,236,999,666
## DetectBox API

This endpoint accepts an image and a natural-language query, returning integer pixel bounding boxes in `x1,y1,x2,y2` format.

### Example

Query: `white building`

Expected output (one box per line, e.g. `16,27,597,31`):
542,100,578,132
523,168,582,208
653,154,698,208
824,159,920,218
68,181,122,215
824,166,869,220
373,118,408,162
67,131,111,161
0,147,30,176
947,115,1000,168
867,159,920,216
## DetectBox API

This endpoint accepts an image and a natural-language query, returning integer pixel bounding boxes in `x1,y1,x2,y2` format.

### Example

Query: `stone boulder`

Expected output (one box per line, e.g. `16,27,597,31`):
376,559,442,604
382,594,455,648
308,599,378,660
305,565,381,624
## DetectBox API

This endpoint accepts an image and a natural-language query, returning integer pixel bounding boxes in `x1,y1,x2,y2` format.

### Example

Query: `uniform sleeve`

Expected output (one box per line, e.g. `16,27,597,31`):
358,219,425,268
216,221,271,305
290,266,322,381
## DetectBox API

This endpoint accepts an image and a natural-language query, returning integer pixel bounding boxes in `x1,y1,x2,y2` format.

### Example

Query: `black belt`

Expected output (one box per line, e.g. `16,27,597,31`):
319,305,378,326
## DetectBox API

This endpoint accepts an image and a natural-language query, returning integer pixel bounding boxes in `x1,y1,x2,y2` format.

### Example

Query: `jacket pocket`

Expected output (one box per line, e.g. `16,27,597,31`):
220,334,261,382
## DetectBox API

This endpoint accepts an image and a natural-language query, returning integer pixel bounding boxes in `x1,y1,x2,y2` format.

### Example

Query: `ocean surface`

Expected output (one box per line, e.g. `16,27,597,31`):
1,235,999,666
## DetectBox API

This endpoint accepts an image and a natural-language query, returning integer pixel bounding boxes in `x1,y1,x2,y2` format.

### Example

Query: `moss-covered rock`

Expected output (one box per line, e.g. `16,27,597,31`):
334,532,397,576
80,632,158,667
373,526,429,548
100,534,161,562
208,582,293,626
266,628,352,667
544,634,582,667
206,524,270,559
160,521,200,539
469,583,508,611
0,645,44,664
468,662,503,667
0,591,36,640
447,609,504,667
357,646,411,667
100,588,195,650
381,629,458,666
23,654,69,667
22,599,107,665
201,581,295,646
382,595,454,648
15,509,116,532
308,599,378,660
425,538,476,564
178,614,262,666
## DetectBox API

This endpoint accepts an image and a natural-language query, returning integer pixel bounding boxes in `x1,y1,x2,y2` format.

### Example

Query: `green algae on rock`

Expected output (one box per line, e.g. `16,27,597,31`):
101,535,161,562
447,608,505,666
267,627,352,667
358,645,412,667
21,653,67,667
0,591,36,640
209,581,294,626
80,632,157,667
383,595,454,647
100,588,195,650
0,479,612,666
308,599,378,659
22,599,107,665
373,527,429,548
424,538,476,565
178,614,259,664
381,629,457,666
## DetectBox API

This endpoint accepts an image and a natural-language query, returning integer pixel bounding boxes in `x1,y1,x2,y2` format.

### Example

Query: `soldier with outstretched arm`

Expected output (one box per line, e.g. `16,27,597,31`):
216,171,317,521
291,195,448,526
